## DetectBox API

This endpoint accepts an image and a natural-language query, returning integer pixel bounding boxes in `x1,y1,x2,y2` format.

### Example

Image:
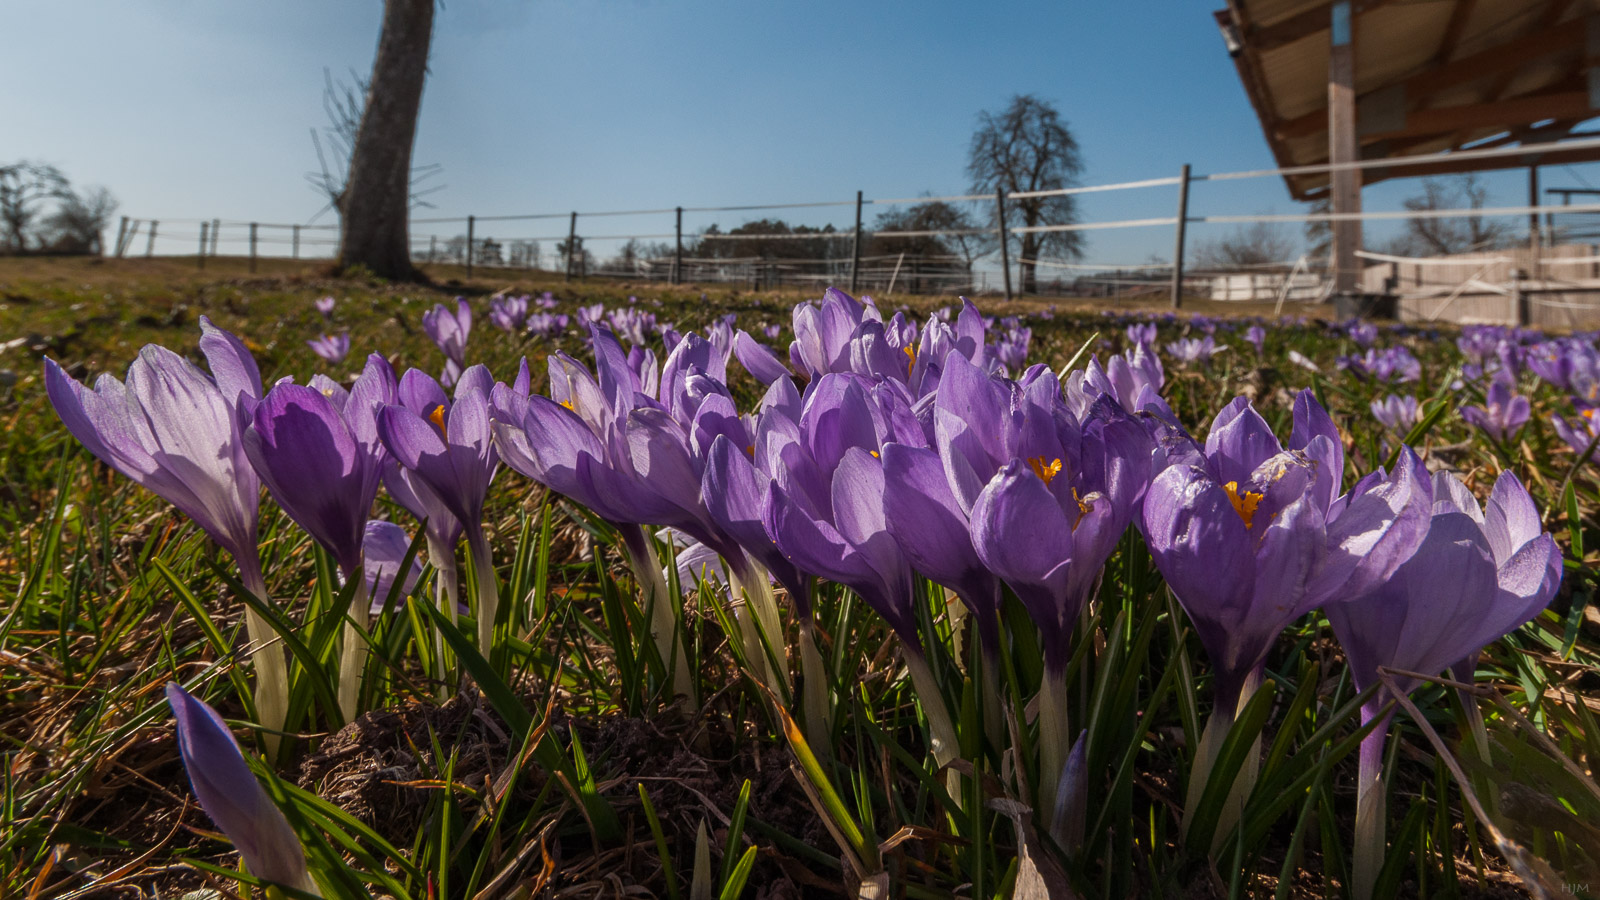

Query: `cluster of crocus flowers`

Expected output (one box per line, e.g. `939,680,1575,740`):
489,294,529,332
1164,335,1227,366
1461,378,1531,444
44,288,1573,891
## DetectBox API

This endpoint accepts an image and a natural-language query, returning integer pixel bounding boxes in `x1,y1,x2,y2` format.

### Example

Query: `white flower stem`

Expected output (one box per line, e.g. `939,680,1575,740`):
467,528,498,659
336,577,370,723
239,565,288,758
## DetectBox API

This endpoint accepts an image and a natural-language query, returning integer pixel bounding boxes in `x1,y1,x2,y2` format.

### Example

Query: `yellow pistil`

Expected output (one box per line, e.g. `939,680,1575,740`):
745,444,756,457
1028,457,1063,485
429,404,448,439
871,450,880,458
1584,408,1596,421
903,345,917,375
321,387,336,399
1223,480,1265,530
560,399,575,411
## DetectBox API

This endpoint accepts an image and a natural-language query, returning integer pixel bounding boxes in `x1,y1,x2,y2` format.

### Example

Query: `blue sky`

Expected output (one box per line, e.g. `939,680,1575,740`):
6,0,1597,267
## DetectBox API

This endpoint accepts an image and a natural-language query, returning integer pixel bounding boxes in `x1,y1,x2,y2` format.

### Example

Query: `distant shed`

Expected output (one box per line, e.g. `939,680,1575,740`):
1215,0,1600,296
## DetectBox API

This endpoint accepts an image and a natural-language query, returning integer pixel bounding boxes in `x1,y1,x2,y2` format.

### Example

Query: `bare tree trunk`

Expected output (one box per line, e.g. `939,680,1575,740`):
338,0,433,281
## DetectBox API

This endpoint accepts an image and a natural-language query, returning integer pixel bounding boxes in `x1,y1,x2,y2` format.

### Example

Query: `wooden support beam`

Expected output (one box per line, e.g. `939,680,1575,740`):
1330,1,1362,296
1359,90,1595,141
1430,0,1478,66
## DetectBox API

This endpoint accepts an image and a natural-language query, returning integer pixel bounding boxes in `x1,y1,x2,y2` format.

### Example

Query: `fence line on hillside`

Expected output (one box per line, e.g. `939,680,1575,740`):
112,135,1600,310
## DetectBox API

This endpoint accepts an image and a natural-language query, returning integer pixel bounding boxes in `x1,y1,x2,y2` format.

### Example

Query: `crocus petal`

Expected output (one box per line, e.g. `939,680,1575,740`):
245,384,369,574
733,330,793,385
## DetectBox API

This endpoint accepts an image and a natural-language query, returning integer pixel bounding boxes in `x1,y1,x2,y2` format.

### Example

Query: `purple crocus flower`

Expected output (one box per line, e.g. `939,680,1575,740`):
244,355,396,718
527,312,569,338
314,295,335,320
307,332,350,365
422,298,471,388
1346,320,1378,348
1142,391,1432,844
536,291,558,309
1337,346,1421,383
1325,470,1561,900
245,355,396,577
379,365,503,655
994,325,1031,374
1165,336,1227,366
576,303,606,326
1245,325,1266,356
609,306,658,345
762,323,782,341
165,683,318,895
489,294,529,333
1126,322,1157,347
1369,394,1420,432
363,519,425,616
1460,379,1530,443
1063,344,1166,421
46,319,290,744
1552,407,1600,463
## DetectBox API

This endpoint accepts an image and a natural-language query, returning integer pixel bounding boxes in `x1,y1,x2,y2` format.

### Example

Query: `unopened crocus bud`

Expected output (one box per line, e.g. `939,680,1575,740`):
165,683,318,895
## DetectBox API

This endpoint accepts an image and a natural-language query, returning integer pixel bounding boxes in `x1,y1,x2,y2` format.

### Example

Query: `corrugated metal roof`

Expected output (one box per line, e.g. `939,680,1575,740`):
1218,0,1600,199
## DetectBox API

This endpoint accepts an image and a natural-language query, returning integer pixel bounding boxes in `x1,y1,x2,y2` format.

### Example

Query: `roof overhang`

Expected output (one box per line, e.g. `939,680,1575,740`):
1217,0,1600,200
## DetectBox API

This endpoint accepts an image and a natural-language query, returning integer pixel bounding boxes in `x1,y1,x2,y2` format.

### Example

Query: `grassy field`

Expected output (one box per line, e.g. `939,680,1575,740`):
1,256,1595,900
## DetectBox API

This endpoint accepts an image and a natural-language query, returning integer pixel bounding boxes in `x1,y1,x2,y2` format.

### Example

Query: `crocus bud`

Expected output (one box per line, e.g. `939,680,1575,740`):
165,683,318,895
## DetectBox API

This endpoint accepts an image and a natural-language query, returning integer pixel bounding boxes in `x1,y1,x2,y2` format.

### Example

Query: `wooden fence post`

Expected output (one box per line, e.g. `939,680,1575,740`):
198,222,208,270
1171,163,1192,309
210,219,220,257
849,190,863,293
114,217,129,257
146,221,158,257
249,222,258,273
673,206,683,285
565,211,578,281
292,225,300,259
995,188,1013,302
466,215,476,279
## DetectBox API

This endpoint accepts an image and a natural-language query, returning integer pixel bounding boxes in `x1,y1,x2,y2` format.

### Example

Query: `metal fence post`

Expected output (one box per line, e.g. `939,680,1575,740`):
146,221,158,257
1171,164,1192,309
198,222,208,270
849,190,863,293
249,222,258,273
466,215,476,278
995,188,1013,302
210,219,219,257
673,206,683,285
292,224,300,259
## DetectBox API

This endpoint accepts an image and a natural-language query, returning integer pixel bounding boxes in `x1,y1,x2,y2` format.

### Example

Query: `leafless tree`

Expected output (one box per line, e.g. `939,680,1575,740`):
0,162,69,254
1396,174,1511,255
967,95,1084,294
336,0,435,280
43,185,119,254
1191,221,1297,271
871,199,993,269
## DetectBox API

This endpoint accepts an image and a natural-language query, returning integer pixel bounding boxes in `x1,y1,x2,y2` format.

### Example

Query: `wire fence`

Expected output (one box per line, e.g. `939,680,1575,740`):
106,136,1600,320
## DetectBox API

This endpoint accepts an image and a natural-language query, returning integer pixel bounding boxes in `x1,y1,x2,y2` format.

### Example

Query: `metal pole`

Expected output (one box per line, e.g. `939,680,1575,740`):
1528,166,1541,250
292,225,300,259
249,223,258,273
145,221,158,257
565,211,578,281
466,215,476,279
1171,164,1192,309
673,206,683,285
198,222,208,270
210,219,220,257
849,190,863,293
995,188,1013,302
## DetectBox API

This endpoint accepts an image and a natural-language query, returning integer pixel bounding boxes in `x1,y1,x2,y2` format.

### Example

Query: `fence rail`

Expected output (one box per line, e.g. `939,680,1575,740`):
108,135,1600,311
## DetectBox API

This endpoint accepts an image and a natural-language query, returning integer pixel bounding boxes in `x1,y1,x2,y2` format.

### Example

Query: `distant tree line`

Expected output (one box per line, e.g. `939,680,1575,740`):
0,161,119,256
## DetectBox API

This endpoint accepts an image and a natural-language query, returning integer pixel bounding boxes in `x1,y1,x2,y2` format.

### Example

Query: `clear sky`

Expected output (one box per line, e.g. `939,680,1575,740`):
7,0,1599,268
